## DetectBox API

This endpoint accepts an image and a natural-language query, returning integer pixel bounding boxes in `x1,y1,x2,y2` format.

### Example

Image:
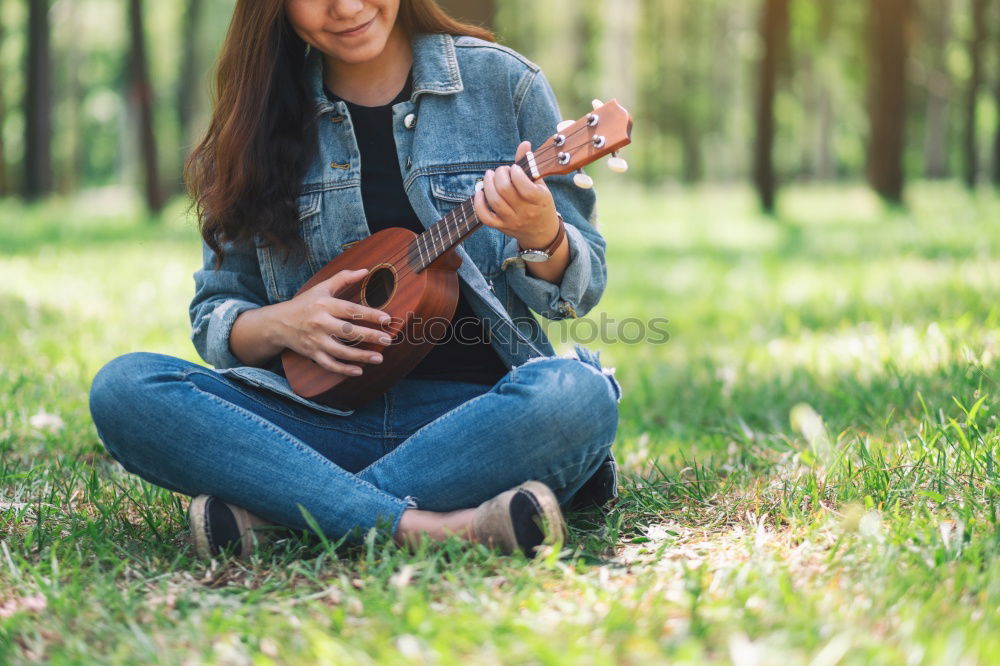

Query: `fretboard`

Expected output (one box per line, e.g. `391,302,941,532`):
409,156,533,271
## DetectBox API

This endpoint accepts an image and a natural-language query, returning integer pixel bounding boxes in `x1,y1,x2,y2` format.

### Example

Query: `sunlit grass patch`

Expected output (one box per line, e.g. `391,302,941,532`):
1,182,999,663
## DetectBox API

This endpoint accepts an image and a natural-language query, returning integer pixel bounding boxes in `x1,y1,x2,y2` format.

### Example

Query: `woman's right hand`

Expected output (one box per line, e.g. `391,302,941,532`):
230,269,392,375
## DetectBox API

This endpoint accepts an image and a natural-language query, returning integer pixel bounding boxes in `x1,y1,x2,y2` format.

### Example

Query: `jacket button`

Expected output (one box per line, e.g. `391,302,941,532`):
404,113,417,129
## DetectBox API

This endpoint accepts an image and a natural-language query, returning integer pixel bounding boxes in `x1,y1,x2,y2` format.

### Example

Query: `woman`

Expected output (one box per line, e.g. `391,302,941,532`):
90,0,620,559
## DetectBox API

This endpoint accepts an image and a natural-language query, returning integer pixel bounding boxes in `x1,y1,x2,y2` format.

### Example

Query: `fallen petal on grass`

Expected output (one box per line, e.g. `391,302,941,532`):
0,595,47,618
28,409,64,433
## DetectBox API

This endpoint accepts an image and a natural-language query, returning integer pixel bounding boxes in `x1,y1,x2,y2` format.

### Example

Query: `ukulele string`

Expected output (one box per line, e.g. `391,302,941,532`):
525,123,603,172
404,124,598,265
381,119,601,269
345,198,475,287
330,123,602,301
353,127,598,293
374,125,598,284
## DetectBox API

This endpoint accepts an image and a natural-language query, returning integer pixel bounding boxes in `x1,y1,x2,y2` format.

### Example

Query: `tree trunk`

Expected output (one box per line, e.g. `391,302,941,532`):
814,0,835,180
436,0,495,29
962,0,987,189
24,0,53,200
867,0,912,205
797,0,835,181
922,0,952,179
994,2,1000,187
815,80,835,180
570,0,603,116
636,0,670,184
989,0,1000,187
127,0,164,215
177,0,203,156
679,125,704,184
753,0,790,214
0,0,7,196
677,2,705,184
60,0,84,193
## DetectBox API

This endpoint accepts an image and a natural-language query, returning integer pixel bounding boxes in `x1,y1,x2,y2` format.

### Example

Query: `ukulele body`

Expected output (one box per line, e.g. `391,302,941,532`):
281,99,633,410
281,226,461,410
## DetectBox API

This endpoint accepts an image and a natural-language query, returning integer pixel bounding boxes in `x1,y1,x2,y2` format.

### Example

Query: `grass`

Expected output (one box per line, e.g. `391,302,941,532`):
1,180,999,664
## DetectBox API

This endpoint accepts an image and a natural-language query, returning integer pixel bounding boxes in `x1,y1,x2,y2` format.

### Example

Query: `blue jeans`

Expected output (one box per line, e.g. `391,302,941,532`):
89,352,619,540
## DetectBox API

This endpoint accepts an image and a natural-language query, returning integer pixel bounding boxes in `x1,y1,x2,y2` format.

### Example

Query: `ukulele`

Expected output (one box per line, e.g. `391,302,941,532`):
282,99,633,409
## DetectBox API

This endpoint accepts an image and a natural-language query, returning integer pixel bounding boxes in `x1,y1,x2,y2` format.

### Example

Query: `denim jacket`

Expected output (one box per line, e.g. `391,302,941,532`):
189,33,607,417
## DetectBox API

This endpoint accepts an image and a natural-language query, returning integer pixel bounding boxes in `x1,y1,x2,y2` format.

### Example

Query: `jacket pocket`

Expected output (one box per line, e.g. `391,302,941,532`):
430,171,483,204
258,190,325,303
298,189,322,221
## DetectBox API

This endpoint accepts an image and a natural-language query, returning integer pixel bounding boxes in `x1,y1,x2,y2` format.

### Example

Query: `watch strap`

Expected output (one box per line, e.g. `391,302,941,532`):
518,214,566,258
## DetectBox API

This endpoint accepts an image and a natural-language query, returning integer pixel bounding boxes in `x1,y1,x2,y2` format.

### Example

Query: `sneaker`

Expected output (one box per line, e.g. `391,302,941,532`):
188,495,276,559
471,481,567,556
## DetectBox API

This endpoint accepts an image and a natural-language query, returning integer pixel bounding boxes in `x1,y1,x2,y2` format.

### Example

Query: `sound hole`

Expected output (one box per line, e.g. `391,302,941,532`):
363,266,396,308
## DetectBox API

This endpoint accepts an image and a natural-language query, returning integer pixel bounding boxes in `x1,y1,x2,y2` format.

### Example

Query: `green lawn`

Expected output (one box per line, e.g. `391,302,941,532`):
2,182,999,664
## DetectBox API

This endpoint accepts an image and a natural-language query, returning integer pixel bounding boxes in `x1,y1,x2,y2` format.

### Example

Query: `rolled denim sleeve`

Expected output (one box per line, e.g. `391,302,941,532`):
502,68,607,320
189,240,268,369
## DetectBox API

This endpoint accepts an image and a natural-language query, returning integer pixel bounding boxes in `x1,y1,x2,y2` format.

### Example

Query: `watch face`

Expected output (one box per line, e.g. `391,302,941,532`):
519,250,550,263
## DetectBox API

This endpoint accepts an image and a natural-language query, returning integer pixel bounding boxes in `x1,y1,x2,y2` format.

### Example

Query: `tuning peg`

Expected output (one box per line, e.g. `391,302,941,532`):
591,98,604,110
607,151,629,173
573,170,594,189
556,120,575,132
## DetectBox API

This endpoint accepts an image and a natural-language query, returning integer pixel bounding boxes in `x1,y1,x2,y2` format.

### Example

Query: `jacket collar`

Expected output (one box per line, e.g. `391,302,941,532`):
306,32,463,113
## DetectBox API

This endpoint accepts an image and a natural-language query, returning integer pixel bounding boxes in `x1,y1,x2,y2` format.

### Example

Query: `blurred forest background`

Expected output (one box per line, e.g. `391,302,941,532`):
1,0,999,213
3,4,1000,660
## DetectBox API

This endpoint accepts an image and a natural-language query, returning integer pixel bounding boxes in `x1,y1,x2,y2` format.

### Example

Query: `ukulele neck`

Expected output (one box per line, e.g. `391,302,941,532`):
409,155,534,271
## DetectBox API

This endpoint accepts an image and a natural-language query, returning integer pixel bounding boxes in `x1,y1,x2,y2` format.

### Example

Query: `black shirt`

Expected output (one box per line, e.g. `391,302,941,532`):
326,74,507,385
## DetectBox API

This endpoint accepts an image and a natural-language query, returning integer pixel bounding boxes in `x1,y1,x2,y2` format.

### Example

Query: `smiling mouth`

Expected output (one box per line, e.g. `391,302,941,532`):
335,16,375,36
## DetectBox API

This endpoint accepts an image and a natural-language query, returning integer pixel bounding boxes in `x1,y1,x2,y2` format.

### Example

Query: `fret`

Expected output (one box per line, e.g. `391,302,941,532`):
458,202,468,235
514,157,527,179
450,206,462,240
433,216,445,254
456,201,468,236
454,204,464,239
426,224,436,261
463,200,477,233
449,207,462,242
442,219,454,248
415,234,427,268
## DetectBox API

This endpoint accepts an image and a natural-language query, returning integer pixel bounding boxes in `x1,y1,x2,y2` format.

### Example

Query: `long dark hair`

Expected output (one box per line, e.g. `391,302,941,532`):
185,1,495,262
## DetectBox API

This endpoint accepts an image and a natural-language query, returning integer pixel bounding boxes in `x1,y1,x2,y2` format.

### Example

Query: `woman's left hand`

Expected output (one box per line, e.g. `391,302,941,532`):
473,140,561,251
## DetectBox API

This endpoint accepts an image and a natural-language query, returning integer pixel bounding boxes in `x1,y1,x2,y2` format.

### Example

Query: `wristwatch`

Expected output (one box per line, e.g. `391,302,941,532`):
517,214,566,263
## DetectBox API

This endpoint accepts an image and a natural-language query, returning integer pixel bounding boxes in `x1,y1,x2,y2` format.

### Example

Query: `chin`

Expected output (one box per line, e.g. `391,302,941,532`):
323,36,389,64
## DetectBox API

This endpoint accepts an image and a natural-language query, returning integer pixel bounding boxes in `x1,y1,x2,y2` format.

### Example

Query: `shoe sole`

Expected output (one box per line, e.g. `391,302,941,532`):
188,494,214,559
518,481,568,549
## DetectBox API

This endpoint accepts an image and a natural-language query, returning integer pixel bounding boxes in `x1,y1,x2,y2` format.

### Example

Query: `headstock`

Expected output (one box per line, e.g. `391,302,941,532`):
526,99,633,186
